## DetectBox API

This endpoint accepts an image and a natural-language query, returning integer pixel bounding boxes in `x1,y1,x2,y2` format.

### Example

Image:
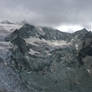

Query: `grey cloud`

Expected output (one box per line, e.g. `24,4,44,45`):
0,0,92,27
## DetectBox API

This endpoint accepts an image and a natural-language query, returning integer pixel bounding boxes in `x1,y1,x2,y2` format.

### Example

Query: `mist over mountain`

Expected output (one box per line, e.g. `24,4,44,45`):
0,22,92,92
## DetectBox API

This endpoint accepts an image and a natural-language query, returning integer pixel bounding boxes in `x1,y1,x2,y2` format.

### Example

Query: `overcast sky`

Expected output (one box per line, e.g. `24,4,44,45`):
0,0,92,31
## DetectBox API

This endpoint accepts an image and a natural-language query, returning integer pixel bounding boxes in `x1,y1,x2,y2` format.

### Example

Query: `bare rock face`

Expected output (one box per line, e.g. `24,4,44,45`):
0,23,92,92
78,32,92,69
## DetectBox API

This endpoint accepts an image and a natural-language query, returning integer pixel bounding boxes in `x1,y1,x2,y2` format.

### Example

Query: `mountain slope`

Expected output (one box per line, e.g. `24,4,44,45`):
0,23,92,92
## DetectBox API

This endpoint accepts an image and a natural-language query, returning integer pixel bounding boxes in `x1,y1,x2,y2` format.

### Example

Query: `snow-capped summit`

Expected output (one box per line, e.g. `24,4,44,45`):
0,20,23,41
0,20,22,32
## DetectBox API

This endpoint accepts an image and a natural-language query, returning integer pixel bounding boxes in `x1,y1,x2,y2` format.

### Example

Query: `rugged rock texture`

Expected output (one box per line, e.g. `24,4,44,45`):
0,23,92,92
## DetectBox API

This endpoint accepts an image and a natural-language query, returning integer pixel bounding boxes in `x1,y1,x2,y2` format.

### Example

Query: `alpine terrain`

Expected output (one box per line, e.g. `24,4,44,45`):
0,22,92,92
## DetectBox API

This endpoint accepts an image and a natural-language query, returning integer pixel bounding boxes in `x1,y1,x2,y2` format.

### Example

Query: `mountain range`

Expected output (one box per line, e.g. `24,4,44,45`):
0,22,92,92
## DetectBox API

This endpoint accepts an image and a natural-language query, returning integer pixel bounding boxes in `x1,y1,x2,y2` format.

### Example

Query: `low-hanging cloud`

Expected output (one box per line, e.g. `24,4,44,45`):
0,0,92,28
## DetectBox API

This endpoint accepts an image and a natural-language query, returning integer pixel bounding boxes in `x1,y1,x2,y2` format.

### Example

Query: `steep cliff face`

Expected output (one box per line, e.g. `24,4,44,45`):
0,23,29,92
78,31,92,67
0,23,92,92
